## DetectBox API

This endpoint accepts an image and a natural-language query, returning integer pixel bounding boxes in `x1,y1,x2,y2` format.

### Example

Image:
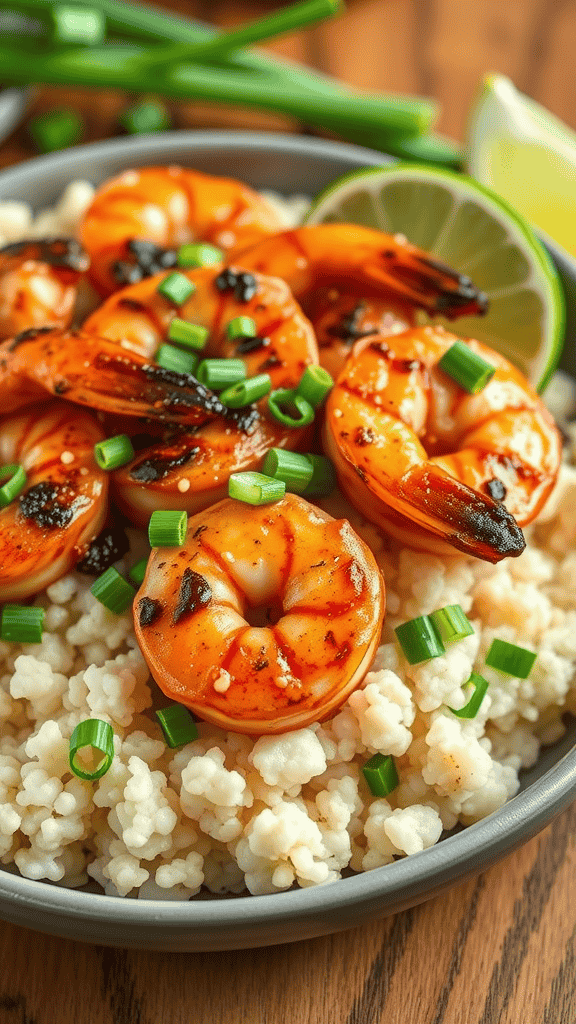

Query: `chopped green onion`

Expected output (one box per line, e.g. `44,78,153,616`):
155,343,198,375
227,316,257,340
93,434,135,471
0,463,27,508
362,753,399,797
167,318,209,351
261,448,314,494
196,358,246,390
301,453,337,497
148,509,188,547
156,705,198,748
128,557,149,588
485,638,537,678
449,672,489,719
429,604,474,645
157,272,196,306
120,99,171,135
1,605,44,644
395,615,445,664
267,389,315,429
69,719,114,781
91,567,136,614
229,472,286,505
438,341,496,394
295,365,334,407
220,373,271,408
51,6,106,46
28,108,83,153
177,242,223,268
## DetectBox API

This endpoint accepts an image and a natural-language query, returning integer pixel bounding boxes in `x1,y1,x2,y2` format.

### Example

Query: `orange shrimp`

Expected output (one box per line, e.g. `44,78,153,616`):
323,325,561,563
0,325,233,424
304,290,415,380
82,265,319,525
134,492,384,734
79,167,285,296
0,402,108,601
0,239,89,340
235,224,488,376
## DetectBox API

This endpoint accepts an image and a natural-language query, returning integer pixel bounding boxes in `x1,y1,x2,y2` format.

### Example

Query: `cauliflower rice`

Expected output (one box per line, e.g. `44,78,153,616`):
0,181,575,900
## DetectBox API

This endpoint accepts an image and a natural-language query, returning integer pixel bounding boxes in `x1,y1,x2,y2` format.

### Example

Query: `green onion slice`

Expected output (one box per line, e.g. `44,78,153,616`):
120,99,171,135
295,365,334,407
0,464,27,508
167,318,209,351
177,243,223,268
449,672,489,719
261,448,314,494
267,389,315,429
156,705,198,748
302,453,337,497
157,272,196,306
51,6,106,46
28,108,83,154
429,604,474,645
69,719,114,781
438,341,496,394
362,753,399,797
128,557,149,588
155,343,198,375
395,615,445,664
91,568,136,614
220,373,271,408
485,638,537,678
93,435,135,471
1,604,44,644
228,472,286,505
196,358,246,390
148,509,188,547
227,315,257,340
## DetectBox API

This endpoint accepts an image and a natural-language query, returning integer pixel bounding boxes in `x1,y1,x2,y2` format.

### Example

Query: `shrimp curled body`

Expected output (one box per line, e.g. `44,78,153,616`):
236,224,488,378
80,167,286,296
0,402,108,601
0,238,89,340
323,326,561,563
83,265,319,525
134,493,384,734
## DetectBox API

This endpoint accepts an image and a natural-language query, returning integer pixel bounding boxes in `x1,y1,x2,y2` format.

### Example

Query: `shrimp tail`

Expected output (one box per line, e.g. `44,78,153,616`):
373,245,489,320
0,328,227,424
394,465,526,562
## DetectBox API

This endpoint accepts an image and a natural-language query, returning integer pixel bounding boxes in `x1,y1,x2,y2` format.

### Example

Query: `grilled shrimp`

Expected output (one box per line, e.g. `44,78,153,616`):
134,492,384,734
0,238,89,339
79,167,286,296
0,402,108,601
323,325,561,563
235,224,488,376
305,290,415,380
83,265,319,525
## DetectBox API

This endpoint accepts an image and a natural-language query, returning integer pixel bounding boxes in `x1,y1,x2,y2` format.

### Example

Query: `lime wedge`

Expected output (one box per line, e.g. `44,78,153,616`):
467,74,576,264
305,163,564,391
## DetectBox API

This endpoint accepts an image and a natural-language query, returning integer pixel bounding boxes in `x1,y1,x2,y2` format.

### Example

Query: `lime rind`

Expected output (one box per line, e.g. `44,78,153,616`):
305,163,564,391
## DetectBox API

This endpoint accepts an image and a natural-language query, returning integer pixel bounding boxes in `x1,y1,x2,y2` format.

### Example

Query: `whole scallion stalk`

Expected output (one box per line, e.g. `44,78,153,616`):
0,41,438,137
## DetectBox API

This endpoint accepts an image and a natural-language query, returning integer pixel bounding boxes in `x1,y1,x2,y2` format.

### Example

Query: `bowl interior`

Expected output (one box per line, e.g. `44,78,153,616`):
0,130,575,951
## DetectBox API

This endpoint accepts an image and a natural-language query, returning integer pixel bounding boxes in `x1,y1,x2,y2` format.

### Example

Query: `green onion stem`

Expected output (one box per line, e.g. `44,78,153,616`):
142,0,343,69
0,41,437,137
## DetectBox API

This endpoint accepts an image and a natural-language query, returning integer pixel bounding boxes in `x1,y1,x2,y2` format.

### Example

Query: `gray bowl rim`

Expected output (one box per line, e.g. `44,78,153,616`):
0,128,575,933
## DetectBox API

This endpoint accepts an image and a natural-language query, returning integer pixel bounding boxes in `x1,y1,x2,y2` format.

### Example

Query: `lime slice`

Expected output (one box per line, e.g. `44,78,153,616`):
467,74,576,264
305,163,564,391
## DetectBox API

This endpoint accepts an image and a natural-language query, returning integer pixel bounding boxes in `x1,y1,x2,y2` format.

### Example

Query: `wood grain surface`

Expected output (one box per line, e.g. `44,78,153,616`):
1,1,576,1022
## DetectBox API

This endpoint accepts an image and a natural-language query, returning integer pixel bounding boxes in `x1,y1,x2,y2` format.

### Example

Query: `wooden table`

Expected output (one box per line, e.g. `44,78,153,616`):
1,2,575,1021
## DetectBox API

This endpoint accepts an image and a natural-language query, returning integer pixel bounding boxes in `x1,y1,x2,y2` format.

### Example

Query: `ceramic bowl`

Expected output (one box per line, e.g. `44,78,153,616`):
0,131,575,952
